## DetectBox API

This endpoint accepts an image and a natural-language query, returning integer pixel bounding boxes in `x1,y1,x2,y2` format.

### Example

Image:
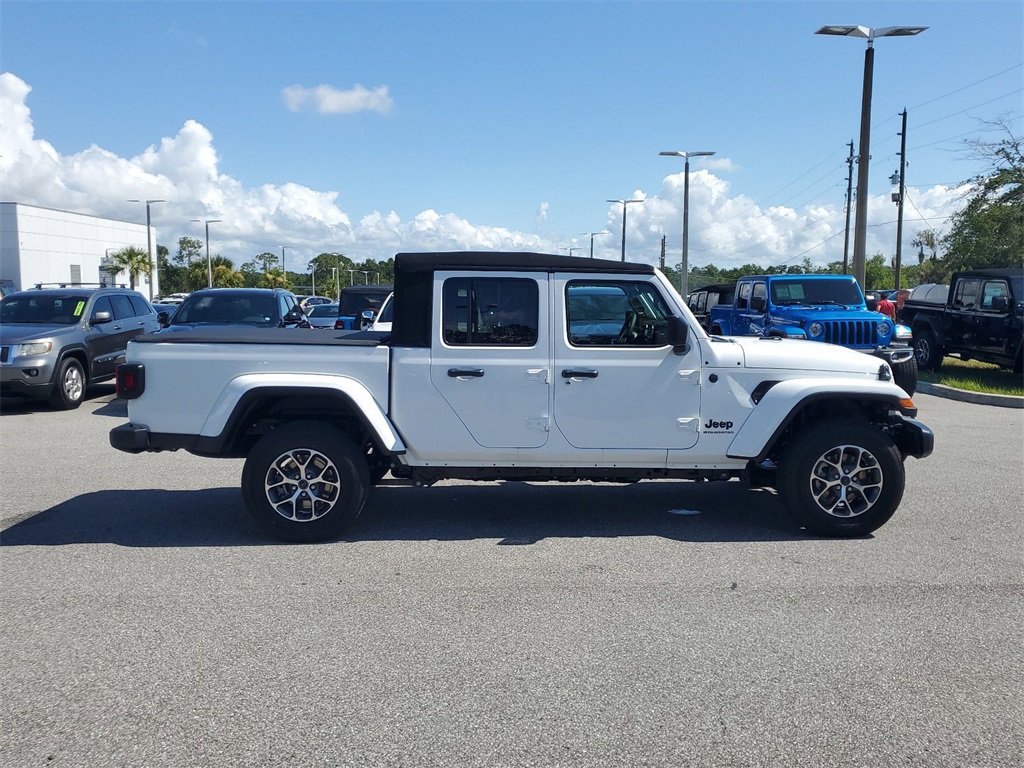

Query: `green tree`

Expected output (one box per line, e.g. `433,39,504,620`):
175,237,204,268
258,269,290,289
864,253,894,291
943,120,1023,270
187,256,243,289
105,246,152,290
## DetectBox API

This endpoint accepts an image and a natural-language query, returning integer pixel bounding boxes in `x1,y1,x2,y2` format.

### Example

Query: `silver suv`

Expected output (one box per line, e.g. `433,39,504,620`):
0,284,161,409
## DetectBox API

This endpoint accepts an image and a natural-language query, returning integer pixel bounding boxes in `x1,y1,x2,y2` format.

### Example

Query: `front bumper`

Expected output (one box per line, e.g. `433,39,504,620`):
0,357,58,397
893,416,934,459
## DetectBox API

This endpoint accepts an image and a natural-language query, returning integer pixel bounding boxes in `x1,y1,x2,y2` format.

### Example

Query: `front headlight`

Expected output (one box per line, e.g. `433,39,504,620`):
878,321,892,336
807,321,824,337
17,341,53,356
894,323,912,340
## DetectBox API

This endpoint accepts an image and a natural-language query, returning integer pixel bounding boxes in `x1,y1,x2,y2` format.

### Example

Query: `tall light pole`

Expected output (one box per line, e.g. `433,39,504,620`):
279,245,287,279
128,198,164,300
606,199,644,262
815,24,927,289
659,151,715,298
580,231,610,258
191,218,222,287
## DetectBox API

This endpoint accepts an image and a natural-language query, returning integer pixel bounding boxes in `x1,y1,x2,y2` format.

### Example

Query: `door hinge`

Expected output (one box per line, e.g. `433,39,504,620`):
676,418,698,431
678,369,701,385
527,368,549,383
526,417,550,432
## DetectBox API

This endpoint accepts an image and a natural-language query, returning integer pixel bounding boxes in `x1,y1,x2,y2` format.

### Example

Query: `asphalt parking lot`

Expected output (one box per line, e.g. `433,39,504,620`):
1,386,1022,767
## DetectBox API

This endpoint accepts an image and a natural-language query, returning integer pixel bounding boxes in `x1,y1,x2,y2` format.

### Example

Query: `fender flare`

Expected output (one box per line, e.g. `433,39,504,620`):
200,373,405,453
726,378,910,460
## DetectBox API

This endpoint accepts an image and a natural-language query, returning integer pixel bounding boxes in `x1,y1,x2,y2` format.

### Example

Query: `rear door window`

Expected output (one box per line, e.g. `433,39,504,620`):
442,278,538,346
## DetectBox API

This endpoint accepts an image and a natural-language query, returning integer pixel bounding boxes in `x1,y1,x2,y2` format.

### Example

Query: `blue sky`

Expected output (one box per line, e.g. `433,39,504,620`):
2,0,1021,273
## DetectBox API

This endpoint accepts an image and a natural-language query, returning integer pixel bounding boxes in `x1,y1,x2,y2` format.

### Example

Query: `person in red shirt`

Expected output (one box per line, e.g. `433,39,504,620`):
877,294,896,320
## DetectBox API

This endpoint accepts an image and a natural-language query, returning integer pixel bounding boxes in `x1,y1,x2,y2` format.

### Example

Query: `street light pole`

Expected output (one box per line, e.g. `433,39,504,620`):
580,231,610,258
815,24,927,289
280,245,287,279
606,199,644,262
659,150,715,298
191,218,222,287
128,198,165,300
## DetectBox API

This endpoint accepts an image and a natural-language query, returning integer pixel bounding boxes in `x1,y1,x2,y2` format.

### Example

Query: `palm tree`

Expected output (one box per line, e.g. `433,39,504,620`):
105,246,152,289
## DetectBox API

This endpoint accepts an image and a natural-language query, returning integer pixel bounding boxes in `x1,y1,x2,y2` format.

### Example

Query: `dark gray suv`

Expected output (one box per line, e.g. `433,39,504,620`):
0,285,161,409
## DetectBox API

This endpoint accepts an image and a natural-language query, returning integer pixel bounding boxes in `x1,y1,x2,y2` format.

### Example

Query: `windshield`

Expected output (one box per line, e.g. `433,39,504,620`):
172,293,278,326
0,294,87,324
770,279,863,306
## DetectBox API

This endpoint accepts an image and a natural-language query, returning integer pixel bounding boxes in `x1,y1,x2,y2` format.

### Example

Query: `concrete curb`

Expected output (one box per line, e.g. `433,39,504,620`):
916,380,1024,409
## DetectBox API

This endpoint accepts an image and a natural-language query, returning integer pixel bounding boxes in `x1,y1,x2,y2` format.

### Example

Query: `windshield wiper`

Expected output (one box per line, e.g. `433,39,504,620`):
809,300,846,306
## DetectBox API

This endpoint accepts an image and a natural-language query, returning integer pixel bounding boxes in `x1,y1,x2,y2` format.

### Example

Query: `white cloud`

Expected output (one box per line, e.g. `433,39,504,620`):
282,83,394,115
0,72,555,266
1,71,967,275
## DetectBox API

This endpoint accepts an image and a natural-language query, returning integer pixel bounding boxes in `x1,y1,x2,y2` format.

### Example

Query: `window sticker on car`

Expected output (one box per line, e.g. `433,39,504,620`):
74,301,85,317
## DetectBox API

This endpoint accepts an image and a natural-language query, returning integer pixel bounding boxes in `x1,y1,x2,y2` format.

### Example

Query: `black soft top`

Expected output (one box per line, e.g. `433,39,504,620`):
396,251,655,275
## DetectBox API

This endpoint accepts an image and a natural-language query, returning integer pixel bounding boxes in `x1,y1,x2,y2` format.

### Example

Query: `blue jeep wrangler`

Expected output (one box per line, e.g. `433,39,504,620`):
707,274,917,394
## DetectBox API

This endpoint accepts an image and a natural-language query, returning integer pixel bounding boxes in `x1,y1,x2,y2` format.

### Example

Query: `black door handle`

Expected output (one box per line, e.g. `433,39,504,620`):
562,369,598,379
448,368,485,378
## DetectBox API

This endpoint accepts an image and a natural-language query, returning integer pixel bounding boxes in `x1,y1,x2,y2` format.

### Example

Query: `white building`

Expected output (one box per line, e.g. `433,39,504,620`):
0,202,160,297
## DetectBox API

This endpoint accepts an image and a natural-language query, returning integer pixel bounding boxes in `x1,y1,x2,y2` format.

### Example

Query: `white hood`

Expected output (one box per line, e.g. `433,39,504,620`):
720,336,884,375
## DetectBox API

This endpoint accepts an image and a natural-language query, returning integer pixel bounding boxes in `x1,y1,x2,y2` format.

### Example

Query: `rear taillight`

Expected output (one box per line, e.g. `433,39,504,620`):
334,318,345,330
116,363,146,399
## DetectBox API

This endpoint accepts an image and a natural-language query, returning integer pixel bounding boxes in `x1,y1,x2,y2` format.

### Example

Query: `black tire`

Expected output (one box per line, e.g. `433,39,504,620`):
891,356,918,396
241,422,369,543
49,357,86,410
778,419,904,537
913,328,943,371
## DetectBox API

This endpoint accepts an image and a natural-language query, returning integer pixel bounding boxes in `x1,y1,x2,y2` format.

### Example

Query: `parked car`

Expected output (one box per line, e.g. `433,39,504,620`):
297,295,333,313
708,273,917,394
307,302,340,329
157,288,309,333
687,283,735,331
901,268,1023,373
0,284,161,408
335,285,393,330
366,292,393,332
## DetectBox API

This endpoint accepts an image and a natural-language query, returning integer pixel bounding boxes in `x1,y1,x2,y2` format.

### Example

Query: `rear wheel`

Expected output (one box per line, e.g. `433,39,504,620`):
913,328,943,371
242,422,369,542
778,419,904,537
50,358,85,410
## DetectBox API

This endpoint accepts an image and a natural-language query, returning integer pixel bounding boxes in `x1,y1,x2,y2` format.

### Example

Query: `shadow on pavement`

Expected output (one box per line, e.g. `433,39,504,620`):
0,480,811,547
0,384,118,416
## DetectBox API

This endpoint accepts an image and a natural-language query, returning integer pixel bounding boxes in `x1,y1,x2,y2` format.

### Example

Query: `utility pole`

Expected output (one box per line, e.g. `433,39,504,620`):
659,235,666,270
842,140,854,275
894,108,908,291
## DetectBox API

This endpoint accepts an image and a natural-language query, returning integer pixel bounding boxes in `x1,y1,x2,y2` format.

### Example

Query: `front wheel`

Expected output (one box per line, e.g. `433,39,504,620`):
778,419,904,537
50,357,85,410
891,356,918,396
242,422,369,542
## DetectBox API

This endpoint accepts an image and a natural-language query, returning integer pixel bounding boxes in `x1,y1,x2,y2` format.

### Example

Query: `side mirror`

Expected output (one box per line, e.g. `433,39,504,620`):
157,311,170,327
990,296,1009,312
281,309,304,327
750,296,766,313
865,293,879,311
91,310,113,325
360,309,375,330
667,315,690,354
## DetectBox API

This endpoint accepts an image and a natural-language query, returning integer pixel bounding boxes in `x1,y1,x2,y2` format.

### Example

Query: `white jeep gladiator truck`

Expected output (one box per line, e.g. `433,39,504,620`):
110,251,933,542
